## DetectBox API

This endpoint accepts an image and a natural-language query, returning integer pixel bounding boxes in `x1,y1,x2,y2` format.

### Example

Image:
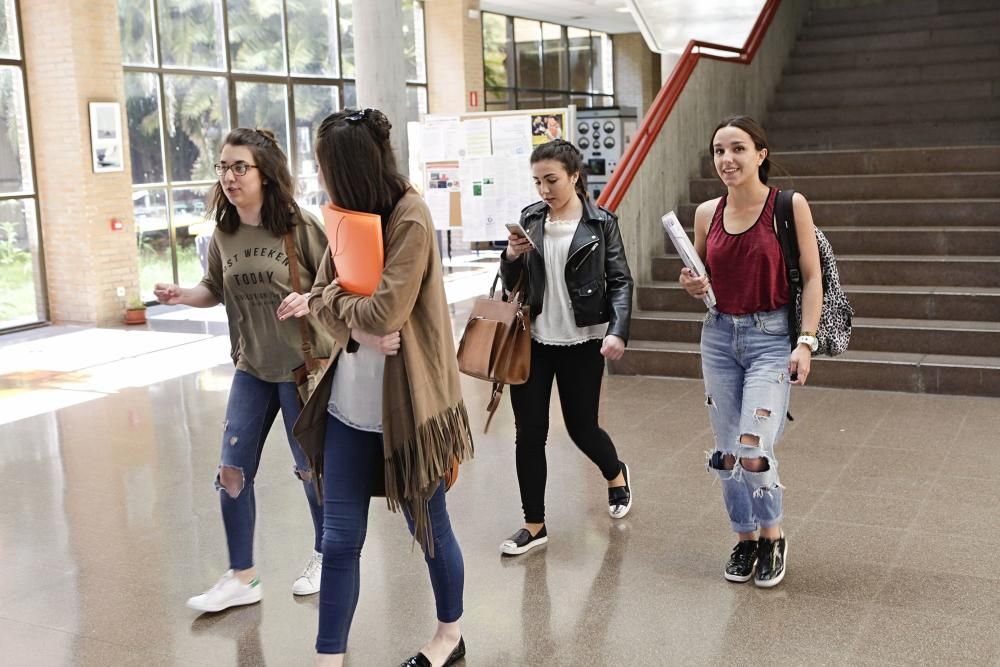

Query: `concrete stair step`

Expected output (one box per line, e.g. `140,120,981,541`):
628,310,1000,357
767,99,1000,130
808,0,1000,26
787,44,1000,73
773,80,998,111
779,60,1000,92
689,173,1000,202
803,8,1000,41
811,227,1000,256
768,122,1000,151
676,199,1000,227
794,25,998,56
609,341,1000,397
652,254,1000,287
662,227,1000,257
637,282,1000,323
699,147,1000,177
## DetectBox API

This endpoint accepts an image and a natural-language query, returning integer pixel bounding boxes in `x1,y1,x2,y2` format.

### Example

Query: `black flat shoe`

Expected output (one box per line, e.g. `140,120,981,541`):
499,525,548,556
399,636,466,667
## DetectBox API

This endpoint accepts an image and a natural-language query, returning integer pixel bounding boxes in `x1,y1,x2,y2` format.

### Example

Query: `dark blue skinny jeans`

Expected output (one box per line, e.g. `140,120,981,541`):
218,369,323,570
316,413,465,655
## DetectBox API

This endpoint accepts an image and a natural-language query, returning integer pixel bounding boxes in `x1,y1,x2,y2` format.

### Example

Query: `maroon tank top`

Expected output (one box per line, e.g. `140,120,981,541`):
705,187,789,315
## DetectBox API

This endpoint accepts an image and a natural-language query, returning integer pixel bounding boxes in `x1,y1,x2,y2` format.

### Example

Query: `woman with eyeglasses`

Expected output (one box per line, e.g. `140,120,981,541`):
154,127,332,613
283,108,473,667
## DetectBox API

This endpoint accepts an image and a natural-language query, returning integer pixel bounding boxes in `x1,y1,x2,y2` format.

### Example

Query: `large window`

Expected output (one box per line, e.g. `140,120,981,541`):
0,0,44,330
483,12,614,111
119,0,428,300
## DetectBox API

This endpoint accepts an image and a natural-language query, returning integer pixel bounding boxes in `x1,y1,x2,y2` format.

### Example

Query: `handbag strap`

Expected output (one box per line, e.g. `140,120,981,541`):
490,270,525,305
283,230,319,371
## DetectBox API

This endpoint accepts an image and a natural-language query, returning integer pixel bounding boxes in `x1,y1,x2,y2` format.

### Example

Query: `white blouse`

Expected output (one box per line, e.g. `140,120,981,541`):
327,344,384,433
530,217,607,346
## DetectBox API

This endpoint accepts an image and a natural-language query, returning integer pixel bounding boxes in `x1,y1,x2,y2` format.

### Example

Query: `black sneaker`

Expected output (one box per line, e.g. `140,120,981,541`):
500,525,548,556
724,539,758,583
755,535,787,588
608,461,633,519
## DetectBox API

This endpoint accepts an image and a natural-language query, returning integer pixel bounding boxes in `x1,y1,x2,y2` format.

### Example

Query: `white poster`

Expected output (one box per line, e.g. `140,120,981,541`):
460,119,493,159
460,155,537,242
420,117,463,162
491,115,532,157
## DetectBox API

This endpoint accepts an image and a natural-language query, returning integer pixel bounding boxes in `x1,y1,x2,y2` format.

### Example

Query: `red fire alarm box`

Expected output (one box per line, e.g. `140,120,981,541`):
110,218,124,231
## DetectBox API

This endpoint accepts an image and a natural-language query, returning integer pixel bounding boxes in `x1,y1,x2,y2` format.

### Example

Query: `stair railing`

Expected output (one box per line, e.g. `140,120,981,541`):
598,0,782,212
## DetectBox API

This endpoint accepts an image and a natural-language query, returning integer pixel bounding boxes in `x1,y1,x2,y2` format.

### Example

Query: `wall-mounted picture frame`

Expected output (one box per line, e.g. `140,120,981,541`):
89,102,124,173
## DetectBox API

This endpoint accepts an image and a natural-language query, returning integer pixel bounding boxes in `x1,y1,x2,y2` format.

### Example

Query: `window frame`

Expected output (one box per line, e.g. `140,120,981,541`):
122,0,428,288
0,0,47,331
481,11,614,113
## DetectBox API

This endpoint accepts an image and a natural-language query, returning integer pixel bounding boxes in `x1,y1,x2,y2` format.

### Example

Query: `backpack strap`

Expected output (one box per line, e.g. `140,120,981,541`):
774,189,801,288
774,188,802,350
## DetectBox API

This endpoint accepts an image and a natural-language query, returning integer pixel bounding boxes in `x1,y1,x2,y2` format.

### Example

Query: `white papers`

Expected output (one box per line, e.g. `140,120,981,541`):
661,211,716,309
459,156,536,242
490,115,532,157
425,189,450,230
420,118,463,162
461,119,493,158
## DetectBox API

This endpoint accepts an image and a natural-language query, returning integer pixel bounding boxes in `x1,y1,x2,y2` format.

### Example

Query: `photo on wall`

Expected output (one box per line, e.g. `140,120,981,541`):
89,102,124,173
531,113,565,145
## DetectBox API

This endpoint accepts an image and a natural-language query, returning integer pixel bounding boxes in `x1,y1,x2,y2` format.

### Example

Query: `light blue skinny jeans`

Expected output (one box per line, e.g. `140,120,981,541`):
701,306,792,533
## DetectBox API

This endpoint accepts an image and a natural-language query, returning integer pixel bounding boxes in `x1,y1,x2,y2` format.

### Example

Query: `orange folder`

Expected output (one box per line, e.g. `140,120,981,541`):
321,202,385,296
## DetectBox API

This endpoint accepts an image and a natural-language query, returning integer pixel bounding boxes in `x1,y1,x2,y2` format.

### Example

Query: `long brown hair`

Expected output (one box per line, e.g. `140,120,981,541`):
709,115,779,184
210,128,299,235
314,108,410,218
530,139,589,199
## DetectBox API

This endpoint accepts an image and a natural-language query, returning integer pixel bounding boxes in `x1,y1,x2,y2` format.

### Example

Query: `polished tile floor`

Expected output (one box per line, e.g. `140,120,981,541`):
2,305,999,665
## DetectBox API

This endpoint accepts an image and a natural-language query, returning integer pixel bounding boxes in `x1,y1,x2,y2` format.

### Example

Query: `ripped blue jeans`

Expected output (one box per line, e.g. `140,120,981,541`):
701,306,792,533
217,369,323,571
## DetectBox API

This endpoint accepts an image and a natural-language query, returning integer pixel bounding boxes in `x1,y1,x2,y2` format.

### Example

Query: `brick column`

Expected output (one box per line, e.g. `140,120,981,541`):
425,0,484,114
21,0,138,325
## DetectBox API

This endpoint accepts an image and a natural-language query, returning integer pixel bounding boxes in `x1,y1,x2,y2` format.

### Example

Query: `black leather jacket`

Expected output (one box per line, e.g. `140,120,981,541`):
500,195,634,343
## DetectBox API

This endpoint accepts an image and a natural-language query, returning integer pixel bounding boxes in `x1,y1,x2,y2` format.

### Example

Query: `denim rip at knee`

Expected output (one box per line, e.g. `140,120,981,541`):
700,307,792,532
217,369,322,570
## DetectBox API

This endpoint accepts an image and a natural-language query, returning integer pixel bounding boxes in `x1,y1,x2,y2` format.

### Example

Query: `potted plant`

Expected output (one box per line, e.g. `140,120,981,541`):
124,294,147,325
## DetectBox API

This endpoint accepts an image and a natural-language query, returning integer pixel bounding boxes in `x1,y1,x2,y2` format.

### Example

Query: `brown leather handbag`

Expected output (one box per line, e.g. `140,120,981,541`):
284,232,330,407
456,272,531,431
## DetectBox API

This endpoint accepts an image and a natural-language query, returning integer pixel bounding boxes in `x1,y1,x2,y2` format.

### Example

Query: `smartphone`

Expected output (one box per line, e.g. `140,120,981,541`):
505,222,536,248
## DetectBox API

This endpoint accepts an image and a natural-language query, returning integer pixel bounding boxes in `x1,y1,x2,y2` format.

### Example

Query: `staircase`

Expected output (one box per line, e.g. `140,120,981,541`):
615,0,1000,397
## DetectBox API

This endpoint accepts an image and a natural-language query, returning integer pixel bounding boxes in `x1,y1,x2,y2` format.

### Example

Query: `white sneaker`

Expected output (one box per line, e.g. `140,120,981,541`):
186,570,262,613
292,551,323,595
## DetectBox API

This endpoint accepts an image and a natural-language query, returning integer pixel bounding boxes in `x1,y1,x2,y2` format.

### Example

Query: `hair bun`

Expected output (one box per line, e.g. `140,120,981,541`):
365,109,392,142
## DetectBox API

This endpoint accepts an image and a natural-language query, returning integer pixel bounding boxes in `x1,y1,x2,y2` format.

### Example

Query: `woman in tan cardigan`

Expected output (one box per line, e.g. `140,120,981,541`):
281,108,473,667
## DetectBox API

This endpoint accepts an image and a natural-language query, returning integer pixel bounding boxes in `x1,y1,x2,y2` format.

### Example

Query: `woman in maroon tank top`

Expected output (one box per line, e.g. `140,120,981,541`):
679,116,822,588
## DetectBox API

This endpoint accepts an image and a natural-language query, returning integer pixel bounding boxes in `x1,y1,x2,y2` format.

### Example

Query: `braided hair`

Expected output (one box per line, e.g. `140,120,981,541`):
530,139,589,199
211,127,299,235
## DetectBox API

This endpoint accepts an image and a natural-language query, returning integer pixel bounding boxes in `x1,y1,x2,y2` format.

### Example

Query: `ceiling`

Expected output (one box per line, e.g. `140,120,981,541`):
480,0,768,54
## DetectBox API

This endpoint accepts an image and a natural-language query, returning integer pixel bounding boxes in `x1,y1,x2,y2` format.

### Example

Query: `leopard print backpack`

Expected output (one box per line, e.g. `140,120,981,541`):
774,189,854,356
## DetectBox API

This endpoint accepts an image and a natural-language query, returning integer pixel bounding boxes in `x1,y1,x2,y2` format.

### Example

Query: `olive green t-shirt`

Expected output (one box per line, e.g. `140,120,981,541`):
200,211,330,382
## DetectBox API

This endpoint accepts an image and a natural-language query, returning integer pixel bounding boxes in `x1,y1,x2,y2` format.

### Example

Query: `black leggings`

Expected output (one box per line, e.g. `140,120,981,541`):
509,339,622,524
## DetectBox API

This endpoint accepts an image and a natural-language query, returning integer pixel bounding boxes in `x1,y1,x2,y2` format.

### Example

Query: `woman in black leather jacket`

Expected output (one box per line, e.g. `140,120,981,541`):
498,139,635,556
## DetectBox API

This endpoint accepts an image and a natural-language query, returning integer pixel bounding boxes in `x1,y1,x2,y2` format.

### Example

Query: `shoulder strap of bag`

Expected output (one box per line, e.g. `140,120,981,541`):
774,188,802,353
283,230,318,371
774,189,801,287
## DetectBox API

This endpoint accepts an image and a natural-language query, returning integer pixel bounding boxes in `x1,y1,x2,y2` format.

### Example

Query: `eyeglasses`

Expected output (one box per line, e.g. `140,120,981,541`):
214,161,258,177
345,108,372,123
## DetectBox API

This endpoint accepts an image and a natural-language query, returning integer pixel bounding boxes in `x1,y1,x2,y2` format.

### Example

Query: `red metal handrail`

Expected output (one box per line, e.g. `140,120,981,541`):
597,0,782,212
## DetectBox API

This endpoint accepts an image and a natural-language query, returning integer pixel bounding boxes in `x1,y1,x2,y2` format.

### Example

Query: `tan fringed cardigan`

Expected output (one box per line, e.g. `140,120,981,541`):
292,189,474,552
